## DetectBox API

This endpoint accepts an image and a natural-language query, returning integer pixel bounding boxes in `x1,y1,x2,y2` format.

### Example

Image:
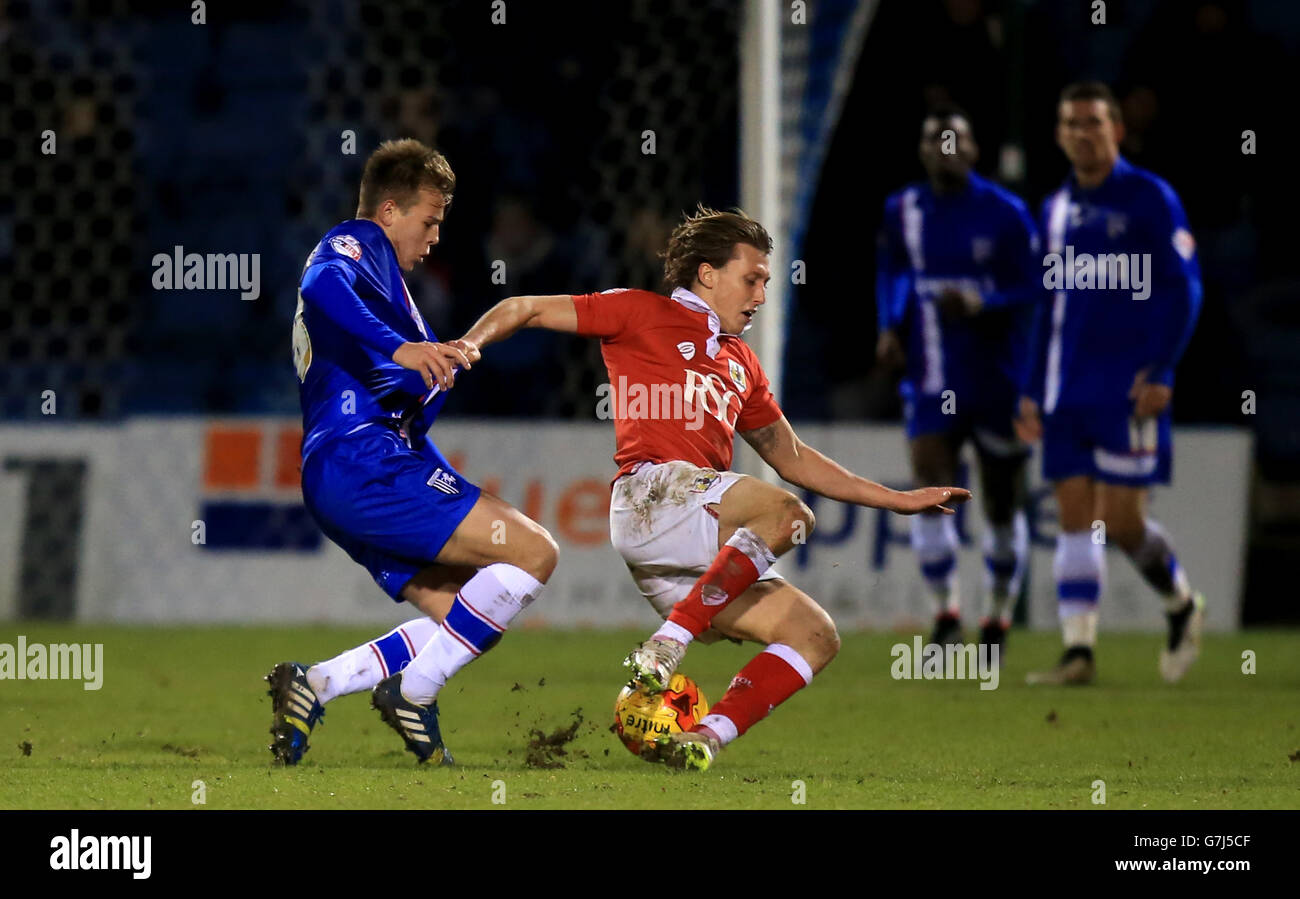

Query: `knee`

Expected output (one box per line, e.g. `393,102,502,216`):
520,523,560,583
807,620,841,674
785,604,839,673
781,492,815,540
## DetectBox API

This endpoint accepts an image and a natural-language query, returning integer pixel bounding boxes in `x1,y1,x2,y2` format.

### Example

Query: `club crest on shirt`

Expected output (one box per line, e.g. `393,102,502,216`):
1106,212,1128,240
727,359,747,392
971,237,994,264
677,341,696,361
427,467,460,495
329,235,363,261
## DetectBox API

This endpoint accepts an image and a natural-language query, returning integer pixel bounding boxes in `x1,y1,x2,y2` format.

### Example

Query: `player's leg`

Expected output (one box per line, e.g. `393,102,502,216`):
1097,482,1204,682
379,491,556,709
643,579,838,770
1026,474,1102,685
626,471,812,690
265,563,478,765
371,492,556,764
267,551,483,759
971,435,1030,660
909,431,965,647
300,563,477,703
298,427,557,761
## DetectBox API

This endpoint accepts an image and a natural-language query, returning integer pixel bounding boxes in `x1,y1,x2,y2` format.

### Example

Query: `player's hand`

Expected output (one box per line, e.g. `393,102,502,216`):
876,329,904,370
935,287,982,321
1129,369,1171,418
1014,396,1042,443
392,341,471,391
888,486,972,515
447,337,481,366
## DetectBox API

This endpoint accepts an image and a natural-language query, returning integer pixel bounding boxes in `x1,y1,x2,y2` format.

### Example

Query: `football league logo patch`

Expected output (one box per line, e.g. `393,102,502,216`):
329,235,363,261
1173,228,1196,261
689,472,720,493
727,359,747,392
427,467,460,495
677,341,696,361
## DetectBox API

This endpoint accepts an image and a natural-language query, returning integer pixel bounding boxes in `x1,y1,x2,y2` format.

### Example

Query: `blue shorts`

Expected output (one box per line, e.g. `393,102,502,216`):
901,379,1028,460
1042,402,1172,486
301,422,482,600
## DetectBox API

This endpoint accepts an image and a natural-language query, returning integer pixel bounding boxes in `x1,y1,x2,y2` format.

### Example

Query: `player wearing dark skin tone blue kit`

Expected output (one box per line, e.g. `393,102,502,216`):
877,107,1040,661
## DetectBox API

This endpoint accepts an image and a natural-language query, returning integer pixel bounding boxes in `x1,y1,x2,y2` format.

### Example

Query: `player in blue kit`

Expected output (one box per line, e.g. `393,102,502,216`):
1016,83,1204,685
877,107,1040,661
264,139,559,764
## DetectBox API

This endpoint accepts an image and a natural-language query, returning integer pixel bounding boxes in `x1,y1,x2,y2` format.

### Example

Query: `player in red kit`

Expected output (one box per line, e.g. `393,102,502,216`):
457,207,969,770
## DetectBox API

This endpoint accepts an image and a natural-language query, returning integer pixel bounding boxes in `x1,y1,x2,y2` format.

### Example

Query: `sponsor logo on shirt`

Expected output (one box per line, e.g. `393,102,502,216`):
329,235,364,261
427,467,460,495
683,370,741,429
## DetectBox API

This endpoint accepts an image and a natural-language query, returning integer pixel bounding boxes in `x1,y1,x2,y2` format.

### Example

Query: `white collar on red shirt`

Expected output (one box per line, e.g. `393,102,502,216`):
671,287,753,359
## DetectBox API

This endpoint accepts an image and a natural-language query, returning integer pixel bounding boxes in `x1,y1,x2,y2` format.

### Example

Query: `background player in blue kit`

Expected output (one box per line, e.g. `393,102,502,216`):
877,107,1041,660
1017,83,1204,686
264,139,559,764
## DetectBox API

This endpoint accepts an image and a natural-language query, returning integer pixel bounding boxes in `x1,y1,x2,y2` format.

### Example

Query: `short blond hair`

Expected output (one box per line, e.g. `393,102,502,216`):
357,138,456,216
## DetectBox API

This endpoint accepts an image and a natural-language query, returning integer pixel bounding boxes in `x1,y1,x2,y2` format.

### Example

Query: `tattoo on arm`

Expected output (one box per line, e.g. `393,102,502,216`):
741,422,780,456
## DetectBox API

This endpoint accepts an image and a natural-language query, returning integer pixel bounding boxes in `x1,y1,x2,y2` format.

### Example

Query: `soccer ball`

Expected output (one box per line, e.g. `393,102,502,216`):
613,673,709,756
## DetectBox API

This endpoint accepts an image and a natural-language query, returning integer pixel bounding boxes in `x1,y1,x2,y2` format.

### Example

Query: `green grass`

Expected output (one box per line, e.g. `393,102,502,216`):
1,626,1297,809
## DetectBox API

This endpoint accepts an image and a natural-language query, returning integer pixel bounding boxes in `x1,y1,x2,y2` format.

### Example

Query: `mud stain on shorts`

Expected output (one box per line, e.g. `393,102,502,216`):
622,464,708,536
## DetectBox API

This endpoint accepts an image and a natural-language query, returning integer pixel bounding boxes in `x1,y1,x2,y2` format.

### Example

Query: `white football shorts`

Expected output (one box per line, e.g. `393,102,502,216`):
609,460,784,643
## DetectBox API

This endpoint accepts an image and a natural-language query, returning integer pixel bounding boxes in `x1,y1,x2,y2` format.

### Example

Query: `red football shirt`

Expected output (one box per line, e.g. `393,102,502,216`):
571,287,784,478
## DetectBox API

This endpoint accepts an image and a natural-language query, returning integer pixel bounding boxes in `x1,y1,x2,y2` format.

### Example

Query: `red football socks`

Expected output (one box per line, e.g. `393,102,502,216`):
668,525,780,637
667,545,759,636
703,645,813,741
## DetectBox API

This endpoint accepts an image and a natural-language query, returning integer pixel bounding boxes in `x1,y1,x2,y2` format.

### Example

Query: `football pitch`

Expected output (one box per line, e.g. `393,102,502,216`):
2,625,1296,810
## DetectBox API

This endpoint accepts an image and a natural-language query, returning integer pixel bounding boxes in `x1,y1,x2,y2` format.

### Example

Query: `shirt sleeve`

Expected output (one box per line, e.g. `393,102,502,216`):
571,289,639,339
736,350,784,432
1141,182,1202,386
300,260,408,358
980,201,1043,311
875,197,911,332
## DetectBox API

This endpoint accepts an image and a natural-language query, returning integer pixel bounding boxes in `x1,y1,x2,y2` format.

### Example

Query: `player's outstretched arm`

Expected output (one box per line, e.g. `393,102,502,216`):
458,295,580,352
741,416,971,515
